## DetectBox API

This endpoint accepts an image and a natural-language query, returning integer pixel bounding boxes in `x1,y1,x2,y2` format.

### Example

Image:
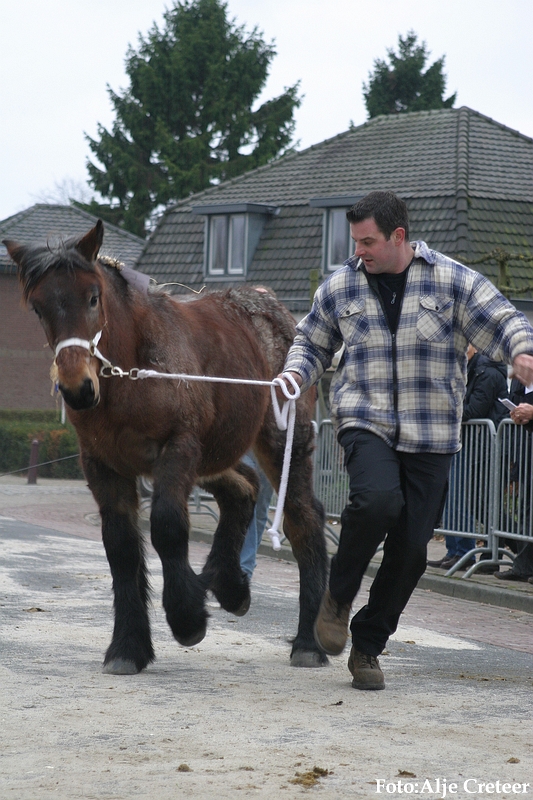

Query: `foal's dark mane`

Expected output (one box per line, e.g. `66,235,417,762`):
15,239,137,304
16,240,98,302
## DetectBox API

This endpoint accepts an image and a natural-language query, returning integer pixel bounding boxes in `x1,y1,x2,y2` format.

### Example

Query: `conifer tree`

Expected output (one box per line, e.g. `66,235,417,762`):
83,0,301,236
363,31,456,119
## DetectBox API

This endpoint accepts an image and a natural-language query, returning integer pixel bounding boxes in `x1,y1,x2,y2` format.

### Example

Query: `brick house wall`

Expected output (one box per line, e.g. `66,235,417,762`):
0,274,58,409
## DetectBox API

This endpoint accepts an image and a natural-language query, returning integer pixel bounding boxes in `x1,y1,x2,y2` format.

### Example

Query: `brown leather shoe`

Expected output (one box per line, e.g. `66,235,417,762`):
313,589,351,655
348,646,385,690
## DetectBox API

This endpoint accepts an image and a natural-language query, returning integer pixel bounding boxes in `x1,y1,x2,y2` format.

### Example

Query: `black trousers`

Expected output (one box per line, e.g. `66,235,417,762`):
330,429,452,657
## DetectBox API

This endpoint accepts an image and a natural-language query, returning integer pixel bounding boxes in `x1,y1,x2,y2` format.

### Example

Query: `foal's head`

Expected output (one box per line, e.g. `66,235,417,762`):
4,221,108,411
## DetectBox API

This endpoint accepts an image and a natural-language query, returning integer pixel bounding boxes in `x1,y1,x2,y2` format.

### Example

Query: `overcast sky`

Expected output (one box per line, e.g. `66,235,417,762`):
1,0,532,223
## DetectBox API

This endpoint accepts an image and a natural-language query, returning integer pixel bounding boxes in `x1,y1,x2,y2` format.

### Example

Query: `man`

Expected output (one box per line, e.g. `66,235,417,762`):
277,191,533,691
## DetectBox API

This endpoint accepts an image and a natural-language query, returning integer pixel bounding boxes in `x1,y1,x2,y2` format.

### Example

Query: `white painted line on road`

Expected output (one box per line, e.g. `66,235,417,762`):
391,624,481,650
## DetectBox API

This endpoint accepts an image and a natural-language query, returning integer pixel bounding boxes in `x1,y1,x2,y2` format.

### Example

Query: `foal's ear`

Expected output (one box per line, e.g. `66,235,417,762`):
75,219,104,263
2,239,27,266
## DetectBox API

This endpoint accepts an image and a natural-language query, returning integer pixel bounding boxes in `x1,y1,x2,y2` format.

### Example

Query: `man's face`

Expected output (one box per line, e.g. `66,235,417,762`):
350,217,406,275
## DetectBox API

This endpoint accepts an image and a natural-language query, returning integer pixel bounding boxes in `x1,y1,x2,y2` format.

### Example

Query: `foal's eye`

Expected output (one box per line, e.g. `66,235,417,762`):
32,306,42,319
90,295,99,308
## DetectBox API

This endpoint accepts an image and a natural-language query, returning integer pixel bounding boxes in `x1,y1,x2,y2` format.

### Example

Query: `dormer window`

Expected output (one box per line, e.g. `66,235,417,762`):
310,195,363,273
208,214,246,275
327,209,352,271
192,203,279,279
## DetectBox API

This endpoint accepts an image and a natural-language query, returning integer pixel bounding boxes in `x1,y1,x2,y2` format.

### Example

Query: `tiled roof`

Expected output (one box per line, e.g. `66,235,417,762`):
136,106,533,310
0,204,145,275
468,115,533,200
157,106,533,210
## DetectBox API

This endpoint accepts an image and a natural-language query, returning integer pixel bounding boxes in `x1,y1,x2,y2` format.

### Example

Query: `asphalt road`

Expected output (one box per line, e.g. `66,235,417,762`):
1,514,532,800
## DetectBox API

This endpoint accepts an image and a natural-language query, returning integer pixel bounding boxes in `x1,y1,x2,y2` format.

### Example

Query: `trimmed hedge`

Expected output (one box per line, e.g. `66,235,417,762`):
0,410,83,479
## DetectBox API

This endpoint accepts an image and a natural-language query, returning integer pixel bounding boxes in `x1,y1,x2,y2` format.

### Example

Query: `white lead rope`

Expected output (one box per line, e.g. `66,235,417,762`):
54,331,300,550
267,373,301,549
133,370,300,551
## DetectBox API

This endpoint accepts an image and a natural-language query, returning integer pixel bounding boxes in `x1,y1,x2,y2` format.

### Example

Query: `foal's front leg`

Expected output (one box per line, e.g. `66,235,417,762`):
200,462,258,615
150,438,208,647
258,422,329,667
83,455,154,675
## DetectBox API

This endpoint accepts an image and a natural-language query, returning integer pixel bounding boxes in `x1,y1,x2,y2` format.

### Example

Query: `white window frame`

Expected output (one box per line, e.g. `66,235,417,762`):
207,214,248,276
326,208,352,272
227,214,247,275
208,216,228,276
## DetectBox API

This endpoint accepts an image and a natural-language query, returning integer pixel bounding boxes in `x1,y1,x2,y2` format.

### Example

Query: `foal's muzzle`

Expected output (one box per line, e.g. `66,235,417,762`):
60,378,99,410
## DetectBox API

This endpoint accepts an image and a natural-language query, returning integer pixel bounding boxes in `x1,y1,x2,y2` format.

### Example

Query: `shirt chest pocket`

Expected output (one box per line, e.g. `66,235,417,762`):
338,298,370,345
416,295,453,342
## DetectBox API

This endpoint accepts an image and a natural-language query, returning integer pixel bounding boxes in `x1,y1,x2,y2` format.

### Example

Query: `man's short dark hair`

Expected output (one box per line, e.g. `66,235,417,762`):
346,191,409,240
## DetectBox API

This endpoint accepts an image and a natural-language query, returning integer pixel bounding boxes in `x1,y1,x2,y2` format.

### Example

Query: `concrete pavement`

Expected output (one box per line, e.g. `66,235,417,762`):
1,475,532,799
1,510,532,799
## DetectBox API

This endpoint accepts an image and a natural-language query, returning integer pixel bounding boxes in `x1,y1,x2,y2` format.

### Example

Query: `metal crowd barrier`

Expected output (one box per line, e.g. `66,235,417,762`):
312,418,533,579
436,420,500,575
491,418,533,559
437,419,533,576
313,420,348,520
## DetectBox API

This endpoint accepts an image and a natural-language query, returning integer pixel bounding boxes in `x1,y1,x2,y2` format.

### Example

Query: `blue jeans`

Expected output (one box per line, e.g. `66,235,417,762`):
444,534,473,558
240,453,273,578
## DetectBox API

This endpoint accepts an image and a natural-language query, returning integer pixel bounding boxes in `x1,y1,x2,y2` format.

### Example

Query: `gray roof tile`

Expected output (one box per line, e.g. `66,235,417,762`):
0,204,145,275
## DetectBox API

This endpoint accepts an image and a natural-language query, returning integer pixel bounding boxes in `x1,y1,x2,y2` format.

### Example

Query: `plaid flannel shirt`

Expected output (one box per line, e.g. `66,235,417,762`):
284,241,533,453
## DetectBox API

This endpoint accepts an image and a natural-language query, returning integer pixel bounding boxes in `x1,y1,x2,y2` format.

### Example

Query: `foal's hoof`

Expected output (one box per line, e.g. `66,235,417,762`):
176,622,207,648
232,594,251,617
102,658,140,675
290,649,329,668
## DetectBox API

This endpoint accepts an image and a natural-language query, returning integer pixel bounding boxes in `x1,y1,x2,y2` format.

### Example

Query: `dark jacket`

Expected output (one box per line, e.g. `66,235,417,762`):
508,378,533,491
510,377,533,405
463,353,509,427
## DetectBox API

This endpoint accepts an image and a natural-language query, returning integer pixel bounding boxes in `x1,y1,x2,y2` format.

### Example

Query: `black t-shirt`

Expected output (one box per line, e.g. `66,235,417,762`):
376,269,409,333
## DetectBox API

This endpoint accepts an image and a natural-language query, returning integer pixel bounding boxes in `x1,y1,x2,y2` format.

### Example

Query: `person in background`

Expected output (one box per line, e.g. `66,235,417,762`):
493,379,533,582
240,452,273,579
276,190,533,691
427,344,509,571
